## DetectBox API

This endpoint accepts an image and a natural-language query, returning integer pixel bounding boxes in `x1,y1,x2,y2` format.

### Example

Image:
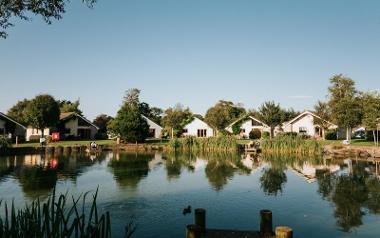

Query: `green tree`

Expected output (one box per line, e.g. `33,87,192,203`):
138,102,163,124
0,0,96,38
161,104,192,138
7,99,30,125
205,100,246,132
280,108,300,123
26,95,60,137
58,100,82,115
258,101,282,139
328,74,362,140
93,114,113,139
361,92,380,146
314,101,332,140
107,89,150,143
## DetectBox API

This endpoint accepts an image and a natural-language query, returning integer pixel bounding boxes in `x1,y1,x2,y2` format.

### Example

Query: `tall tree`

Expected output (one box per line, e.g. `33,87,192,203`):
314,101,332,140
280,108,300,124
107,89,150,143
7,98,30,125
362,92,380,146
0,0,96,38
93,114,113,139
161,104,192,138
205,100,246,132
258,101,282,139
138,102,163,124
58,100,82,115
328,74,362,140
25,94,60,137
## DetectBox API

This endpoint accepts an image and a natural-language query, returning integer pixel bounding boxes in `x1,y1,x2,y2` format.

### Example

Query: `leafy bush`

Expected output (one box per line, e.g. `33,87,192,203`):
0,136,10,151
249,129,261,139
95,132,108,140
325,130,337,140
262,131,270,139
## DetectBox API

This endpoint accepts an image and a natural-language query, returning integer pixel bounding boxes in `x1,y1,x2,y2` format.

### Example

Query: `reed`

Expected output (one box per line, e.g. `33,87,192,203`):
169,135,238,152
0,188,135,238
261,134,323,156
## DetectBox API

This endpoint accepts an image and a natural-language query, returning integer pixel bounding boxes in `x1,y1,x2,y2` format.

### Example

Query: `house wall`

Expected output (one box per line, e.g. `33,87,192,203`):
26,128,51,141
0,119,5,134
63,118,98,139
183,118,214,138
284,114,316,137
146,120,162,138
226,118,270,137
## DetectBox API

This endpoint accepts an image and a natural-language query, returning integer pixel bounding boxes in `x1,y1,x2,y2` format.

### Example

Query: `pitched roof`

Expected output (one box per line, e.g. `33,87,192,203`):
226,115,269,129
60,112,99,130
284,110,337,128
0,112,27,129
142,115,162,129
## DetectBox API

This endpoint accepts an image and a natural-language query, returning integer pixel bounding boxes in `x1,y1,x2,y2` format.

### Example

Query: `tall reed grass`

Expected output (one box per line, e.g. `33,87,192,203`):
169,135,238,152
261,134,323,156
0,188,135,238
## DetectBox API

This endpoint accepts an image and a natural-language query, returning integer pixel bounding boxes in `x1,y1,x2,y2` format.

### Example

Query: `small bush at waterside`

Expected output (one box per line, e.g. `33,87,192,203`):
0,188,135,238
261,134,323,156
169,136,238,152
0,136,10,152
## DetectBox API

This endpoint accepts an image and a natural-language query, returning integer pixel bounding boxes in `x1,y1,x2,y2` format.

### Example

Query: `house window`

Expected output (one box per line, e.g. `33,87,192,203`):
183,129,188,133
197,129,207,138
149,129,156,137
240,129,246,133
299,127,308,134
0,128,4,135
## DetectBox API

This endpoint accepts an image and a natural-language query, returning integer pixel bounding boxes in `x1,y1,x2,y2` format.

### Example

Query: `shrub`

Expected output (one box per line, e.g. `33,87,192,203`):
325,130,337,140
169,135,238,152
95,132,108,140
262,131,270,139
0,136,10,151
249,129,261,139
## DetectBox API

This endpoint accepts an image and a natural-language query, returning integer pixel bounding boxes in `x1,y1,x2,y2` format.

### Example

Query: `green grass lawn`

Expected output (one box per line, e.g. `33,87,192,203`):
321,139,378,147
14,140,116,148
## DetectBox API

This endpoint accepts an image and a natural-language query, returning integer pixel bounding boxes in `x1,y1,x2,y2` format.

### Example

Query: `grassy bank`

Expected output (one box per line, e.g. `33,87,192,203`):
13,140,116,148
321,139,380,147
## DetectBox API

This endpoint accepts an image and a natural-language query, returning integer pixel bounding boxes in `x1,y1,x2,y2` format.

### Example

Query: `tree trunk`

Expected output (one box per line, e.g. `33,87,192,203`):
322,128,325,140
171,128,174,139
373,130,377,146
346,127,351,141
377,129,379,147
270,127,274,139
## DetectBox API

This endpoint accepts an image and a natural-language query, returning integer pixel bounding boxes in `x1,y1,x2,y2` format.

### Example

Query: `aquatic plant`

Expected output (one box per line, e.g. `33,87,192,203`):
168,135,239,152
261,134,323,156
0,188,135,238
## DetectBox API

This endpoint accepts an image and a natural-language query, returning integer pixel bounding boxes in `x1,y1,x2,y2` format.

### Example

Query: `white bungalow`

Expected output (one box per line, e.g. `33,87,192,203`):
282,110,337,138
26,112,99,141
142,115,162,138
183,117,214,138
0,112,26,139
225,115,270,138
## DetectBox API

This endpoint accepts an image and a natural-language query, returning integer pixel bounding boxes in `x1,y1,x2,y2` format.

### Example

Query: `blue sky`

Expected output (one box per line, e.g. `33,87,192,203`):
1,0,379,120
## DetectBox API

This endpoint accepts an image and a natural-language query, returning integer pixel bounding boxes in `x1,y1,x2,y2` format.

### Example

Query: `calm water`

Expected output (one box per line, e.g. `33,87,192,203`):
1,151,380,237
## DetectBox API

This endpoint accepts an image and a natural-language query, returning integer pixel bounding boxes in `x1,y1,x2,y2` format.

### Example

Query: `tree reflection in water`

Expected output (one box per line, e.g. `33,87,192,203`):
316,161,380,232
108,152,154,188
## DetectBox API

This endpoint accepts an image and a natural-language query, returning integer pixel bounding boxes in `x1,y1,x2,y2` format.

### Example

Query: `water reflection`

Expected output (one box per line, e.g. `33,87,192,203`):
1,152,380,235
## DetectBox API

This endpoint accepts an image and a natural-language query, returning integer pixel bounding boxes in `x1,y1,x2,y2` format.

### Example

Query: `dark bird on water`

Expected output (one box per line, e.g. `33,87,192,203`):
183,206,192,215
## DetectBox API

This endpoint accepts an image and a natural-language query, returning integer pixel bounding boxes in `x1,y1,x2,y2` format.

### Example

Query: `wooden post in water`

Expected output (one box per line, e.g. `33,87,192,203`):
15,136,18,147
260,210,273,237
275,226,293,238
186,225,202,238
195,208,206,233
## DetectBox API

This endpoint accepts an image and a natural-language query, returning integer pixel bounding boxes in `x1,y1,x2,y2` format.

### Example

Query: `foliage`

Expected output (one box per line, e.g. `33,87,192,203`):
0,188,135,238
107,89,150,143
6,99,30,126
280,108,300,123
93,114,113,140
168,135,238,152
325,130,337,140
314,101,332,139
0,0,96,39
25,94,60,136
161,104,192,138
258,101,282,139
204,100,246,131
328,74,362,140
231,120,243,135
0,136,10,151
138,103,163,124
361,92,380,146
262,131,270,139
58,100,83,115
260,167,287,196
249,129,261,139
261,134,322,156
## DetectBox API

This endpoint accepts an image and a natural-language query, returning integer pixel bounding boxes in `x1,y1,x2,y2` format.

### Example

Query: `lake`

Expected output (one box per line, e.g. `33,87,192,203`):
1,151,380,237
